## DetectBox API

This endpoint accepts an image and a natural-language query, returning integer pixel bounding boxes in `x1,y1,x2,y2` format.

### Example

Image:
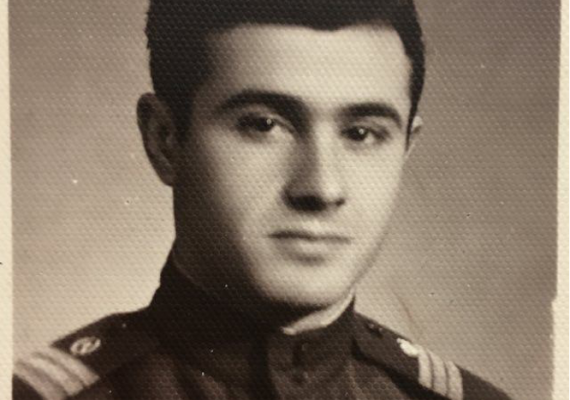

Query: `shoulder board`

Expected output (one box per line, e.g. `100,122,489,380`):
14,310,159,400
353,313,511,400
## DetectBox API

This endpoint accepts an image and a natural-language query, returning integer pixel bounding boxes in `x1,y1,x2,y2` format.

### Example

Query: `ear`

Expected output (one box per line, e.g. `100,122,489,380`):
405,115,423,160
137,93,179,186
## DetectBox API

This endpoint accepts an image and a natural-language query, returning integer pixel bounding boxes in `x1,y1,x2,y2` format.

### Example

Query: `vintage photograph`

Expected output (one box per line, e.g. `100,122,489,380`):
10,0,561,399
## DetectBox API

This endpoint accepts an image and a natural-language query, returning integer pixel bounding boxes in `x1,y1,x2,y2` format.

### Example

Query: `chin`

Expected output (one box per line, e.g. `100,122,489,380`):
246,257,359,310
266,288,343,310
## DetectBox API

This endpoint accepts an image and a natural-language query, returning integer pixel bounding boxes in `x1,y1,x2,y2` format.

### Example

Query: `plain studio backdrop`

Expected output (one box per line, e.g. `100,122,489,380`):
11,1,559,399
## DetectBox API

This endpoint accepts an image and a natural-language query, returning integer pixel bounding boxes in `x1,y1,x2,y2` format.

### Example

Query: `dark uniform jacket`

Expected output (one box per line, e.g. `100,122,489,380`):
14,258,511,400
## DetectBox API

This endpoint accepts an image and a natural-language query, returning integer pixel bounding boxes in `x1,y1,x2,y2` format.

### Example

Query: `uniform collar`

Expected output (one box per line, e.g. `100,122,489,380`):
147,255,356,395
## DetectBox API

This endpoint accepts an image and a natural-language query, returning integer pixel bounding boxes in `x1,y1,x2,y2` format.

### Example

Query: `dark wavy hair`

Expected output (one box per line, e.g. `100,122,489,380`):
145,0,425,137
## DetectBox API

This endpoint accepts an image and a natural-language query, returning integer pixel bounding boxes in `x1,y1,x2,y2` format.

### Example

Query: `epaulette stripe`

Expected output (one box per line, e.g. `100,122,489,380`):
14,360,67,400
38,347,99,387
428,349,448,396
417,346,432,390
24,355,84,397
444,360,463,400
35,353,85,387
442,356,450,396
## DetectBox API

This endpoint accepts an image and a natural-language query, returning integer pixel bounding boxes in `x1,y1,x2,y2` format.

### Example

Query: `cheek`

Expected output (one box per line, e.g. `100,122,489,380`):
344,150,405,235
195,133,289,230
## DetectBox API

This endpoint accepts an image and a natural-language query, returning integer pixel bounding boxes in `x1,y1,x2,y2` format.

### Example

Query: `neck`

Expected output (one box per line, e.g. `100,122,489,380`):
171,246,355,334
280,289,355,335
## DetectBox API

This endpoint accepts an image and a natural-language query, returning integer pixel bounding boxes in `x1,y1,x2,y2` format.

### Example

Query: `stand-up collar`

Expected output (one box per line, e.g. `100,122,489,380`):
147,256,356,397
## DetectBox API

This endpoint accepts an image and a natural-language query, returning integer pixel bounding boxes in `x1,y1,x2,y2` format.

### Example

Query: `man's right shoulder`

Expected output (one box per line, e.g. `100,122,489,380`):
13,310,161,400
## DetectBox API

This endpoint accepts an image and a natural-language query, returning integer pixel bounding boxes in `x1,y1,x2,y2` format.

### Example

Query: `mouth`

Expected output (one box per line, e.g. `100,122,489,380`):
268,230,351,262
269,230,352,243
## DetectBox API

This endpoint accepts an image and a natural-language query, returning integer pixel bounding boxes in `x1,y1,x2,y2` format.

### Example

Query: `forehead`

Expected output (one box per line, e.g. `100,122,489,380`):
201,24,412,114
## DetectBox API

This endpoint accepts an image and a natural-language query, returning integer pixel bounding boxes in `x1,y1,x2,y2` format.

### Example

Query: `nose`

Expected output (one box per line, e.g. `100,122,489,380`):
284,134,346,213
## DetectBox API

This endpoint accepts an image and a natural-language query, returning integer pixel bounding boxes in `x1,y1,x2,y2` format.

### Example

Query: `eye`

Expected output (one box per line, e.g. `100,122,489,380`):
343,127,370,142
234,113,294,143
237,115,277,134
342,126,389,145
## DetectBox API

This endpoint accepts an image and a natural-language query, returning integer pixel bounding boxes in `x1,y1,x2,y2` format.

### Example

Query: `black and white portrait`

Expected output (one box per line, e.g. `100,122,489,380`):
8,1,564,399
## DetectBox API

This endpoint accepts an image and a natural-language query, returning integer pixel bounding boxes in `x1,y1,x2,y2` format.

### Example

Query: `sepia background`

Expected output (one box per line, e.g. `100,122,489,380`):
11,1,560,399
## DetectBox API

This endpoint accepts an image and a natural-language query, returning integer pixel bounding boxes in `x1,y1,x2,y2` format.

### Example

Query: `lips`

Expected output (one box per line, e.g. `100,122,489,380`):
268,230,351,262
269,230,351,243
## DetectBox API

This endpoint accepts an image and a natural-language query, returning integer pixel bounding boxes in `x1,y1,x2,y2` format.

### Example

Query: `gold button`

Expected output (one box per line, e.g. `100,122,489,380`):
293,370,310,385
70,336,101,356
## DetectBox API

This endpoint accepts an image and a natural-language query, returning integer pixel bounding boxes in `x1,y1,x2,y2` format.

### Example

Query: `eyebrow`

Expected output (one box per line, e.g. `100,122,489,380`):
214,90,308,129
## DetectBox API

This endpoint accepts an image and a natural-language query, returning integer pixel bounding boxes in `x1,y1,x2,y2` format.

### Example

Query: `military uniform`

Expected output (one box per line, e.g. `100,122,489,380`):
14,258,511,400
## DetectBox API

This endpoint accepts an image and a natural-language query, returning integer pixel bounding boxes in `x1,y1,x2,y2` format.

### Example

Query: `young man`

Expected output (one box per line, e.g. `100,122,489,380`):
14,0,511,399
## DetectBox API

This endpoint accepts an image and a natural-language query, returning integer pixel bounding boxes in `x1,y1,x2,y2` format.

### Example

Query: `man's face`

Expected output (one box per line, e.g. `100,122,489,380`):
172,24,418,310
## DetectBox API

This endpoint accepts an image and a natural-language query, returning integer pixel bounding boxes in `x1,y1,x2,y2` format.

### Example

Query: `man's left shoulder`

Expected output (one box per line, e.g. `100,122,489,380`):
352,313,512,400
